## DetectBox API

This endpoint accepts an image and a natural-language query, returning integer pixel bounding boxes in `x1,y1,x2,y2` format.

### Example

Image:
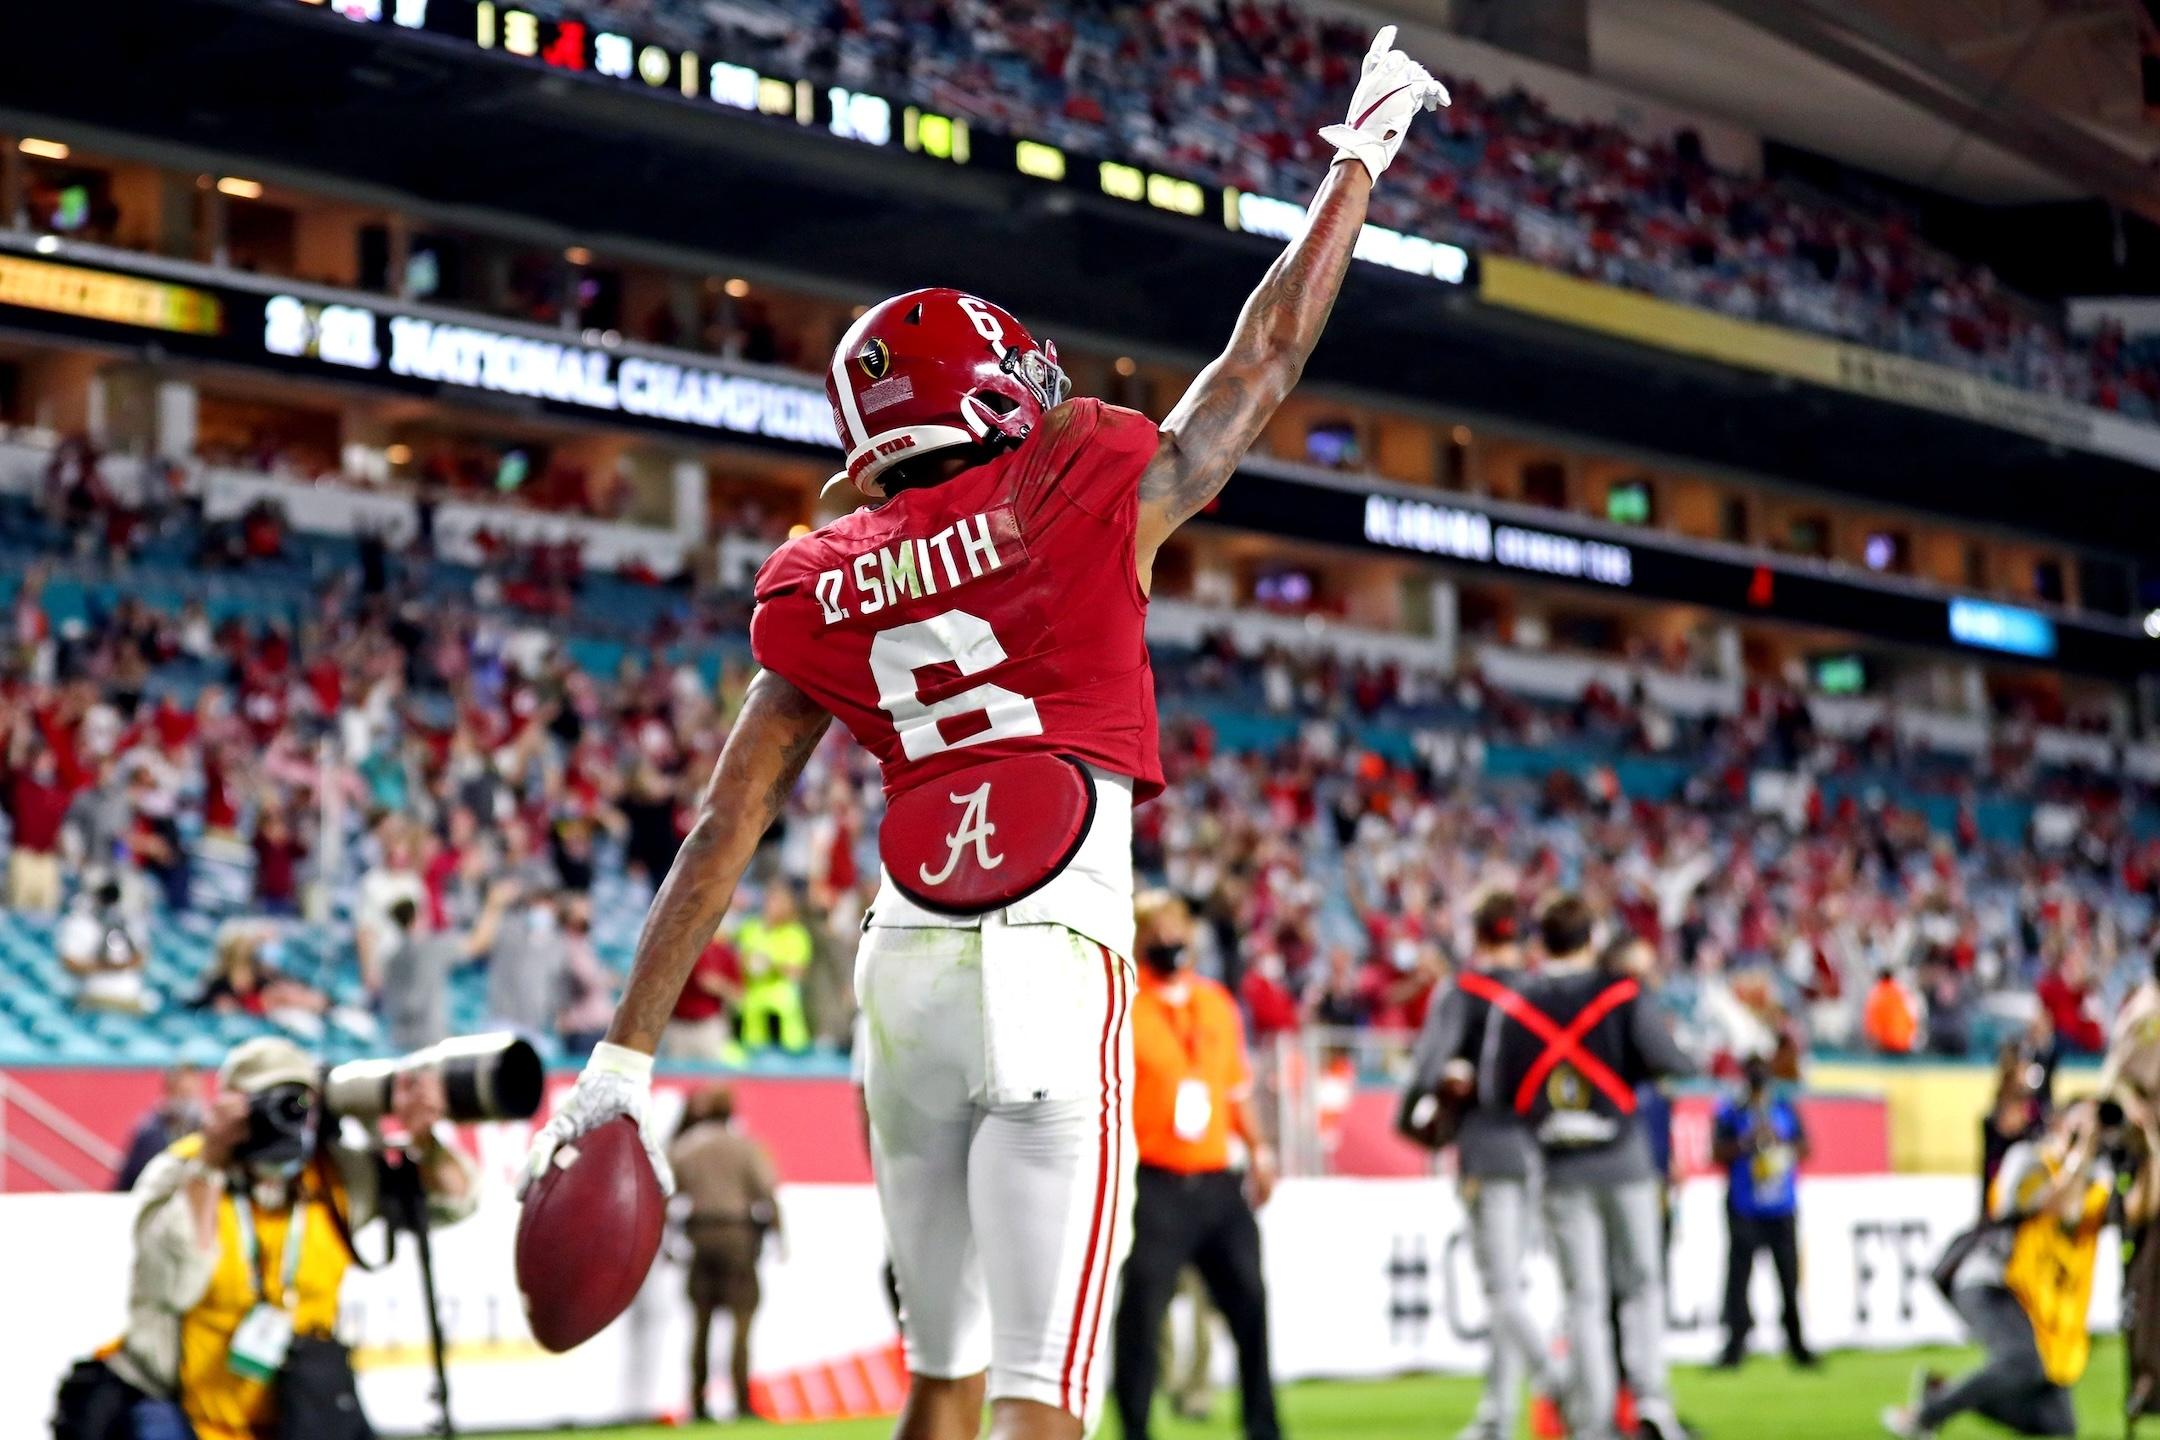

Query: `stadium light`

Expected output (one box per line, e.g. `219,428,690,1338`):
385,444,413,466
2144,608,2160,640
1114,357,1136,377
724,277,750,298
216,176,264,199
564,246,592,266
17,138,69,160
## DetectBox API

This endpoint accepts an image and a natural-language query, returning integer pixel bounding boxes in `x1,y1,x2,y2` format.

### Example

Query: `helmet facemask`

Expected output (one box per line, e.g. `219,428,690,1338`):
959,340,1070,447
825,289,1073,501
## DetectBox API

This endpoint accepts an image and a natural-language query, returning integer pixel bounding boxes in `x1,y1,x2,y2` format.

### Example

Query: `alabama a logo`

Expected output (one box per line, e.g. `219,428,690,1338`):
918,782,1004,886
856,336,891,380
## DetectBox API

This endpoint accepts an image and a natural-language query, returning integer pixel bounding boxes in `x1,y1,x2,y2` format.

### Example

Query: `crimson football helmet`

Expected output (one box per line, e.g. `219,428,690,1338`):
824,287,1070,499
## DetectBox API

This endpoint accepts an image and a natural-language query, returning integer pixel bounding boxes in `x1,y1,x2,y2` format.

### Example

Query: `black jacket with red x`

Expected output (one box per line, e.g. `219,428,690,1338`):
1470,963,1694,1163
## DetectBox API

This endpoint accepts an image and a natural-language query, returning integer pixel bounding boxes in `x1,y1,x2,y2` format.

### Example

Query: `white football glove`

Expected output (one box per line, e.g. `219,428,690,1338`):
517,1041,675,1199
1318,25,1450,184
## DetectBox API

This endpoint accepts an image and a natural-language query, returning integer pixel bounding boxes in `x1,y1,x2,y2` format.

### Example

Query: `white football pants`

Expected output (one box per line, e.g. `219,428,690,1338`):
857,916,1136,1425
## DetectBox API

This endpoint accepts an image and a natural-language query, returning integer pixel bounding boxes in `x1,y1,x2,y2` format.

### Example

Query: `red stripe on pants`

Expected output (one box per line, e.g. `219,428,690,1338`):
1075,950,1127,1411
1058,948,1120,1411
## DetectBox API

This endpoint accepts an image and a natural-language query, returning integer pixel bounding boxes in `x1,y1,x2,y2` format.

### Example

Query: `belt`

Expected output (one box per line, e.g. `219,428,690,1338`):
1138,1162,1238,1185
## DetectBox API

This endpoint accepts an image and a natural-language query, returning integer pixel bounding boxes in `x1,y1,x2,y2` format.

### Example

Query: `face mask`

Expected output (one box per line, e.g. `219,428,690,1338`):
1142,941,1187,975
250,1169,300,1211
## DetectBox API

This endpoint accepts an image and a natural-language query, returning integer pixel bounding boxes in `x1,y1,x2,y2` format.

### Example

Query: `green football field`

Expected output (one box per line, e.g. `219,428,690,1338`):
499,1342,2131,1439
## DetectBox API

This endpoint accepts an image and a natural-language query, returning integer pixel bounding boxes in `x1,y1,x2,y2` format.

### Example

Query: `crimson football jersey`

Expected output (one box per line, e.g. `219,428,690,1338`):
752,398,1165,803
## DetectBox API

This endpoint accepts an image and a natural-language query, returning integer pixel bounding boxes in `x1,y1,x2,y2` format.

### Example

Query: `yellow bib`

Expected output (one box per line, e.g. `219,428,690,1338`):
171,1137,354,1440
1997,1156,2108,1388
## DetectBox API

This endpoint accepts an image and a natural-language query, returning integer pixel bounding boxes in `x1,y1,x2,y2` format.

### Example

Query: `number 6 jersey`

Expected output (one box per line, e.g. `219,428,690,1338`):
750,397,1165,955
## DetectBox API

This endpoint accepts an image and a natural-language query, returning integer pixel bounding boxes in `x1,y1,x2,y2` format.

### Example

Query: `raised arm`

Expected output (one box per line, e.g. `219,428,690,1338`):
1134,162,1370,571
1135,26,1446,582
522,667,829,1196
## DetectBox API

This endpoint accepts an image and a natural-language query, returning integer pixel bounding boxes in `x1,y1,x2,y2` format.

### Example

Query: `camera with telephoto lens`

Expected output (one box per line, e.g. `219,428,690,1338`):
233,1034,543,1166
323,1032,545,1126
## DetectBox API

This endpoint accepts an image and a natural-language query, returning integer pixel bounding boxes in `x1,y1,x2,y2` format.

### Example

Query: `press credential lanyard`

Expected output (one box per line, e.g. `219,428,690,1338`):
227,1189,306,1382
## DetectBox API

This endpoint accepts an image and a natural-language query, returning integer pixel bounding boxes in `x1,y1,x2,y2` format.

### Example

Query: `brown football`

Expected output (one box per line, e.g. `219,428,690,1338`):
514,1116,666,1352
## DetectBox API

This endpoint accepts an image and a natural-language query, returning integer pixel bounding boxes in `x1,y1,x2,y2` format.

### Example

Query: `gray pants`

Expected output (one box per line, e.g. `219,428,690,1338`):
1464,1176,1552,1440
1920,1285,2076,1436
1543,1179,1669,1440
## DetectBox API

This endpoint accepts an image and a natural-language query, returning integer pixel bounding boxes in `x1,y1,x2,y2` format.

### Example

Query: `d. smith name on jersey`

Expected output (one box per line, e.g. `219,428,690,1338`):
811,510,1019,625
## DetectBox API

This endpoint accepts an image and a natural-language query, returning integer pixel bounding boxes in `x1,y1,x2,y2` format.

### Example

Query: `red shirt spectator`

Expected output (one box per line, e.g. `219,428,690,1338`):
2037,959,2106,1053
1239,955,1302,1038
674,940,743,1024
4,755,69,854
252,810,308,914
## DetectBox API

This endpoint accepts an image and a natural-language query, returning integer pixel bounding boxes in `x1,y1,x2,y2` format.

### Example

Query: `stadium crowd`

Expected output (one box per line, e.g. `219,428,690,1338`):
559,0,2152,418
1155,638,2160,1064
4,511,2156,1079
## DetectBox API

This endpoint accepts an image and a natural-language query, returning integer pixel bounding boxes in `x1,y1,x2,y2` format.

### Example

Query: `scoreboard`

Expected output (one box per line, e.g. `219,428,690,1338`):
285,0,1472,288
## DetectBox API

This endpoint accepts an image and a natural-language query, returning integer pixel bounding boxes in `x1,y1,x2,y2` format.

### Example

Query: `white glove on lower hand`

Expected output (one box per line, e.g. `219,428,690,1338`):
1318,25,1450,184
518,1041,675,1199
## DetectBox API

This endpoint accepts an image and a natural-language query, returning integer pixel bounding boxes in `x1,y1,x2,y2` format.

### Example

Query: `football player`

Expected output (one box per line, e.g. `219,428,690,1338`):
522,28,1447,1440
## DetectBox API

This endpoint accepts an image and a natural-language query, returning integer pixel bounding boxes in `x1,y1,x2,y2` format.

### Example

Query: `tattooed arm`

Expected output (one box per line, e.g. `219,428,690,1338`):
604,668,831,1054
1134,159,1372,587
1134,26,1443,588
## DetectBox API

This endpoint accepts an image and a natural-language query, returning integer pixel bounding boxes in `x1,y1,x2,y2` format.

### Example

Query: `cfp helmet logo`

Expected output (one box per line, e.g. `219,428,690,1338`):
856,337,892,381
917,782,1004,887
1547,1064,1590,1112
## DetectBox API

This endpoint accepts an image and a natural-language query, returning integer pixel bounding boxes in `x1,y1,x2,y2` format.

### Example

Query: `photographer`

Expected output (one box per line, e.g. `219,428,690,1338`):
1884,1102,2111,1439
83,1037,476,1440
1712,1055,1814,1369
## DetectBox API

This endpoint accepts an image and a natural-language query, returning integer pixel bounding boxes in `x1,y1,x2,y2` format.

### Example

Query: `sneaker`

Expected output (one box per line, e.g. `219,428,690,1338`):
1879,1405,1936,1440
1634,1400,1693,1440
1530,1392,1570,1439
1789,1346,1821,1369
1713,1347,1746,1370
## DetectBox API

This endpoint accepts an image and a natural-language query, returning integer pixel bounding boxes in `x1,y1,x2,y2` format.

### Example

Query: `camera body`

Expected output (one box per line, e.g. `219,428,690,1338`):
236,1082,317,1166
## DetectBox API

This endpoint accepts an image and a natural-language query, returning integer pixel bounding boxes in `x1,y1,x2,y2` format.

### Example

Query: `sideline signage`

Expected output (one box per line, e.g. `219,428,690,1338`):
2,1173,2113,1435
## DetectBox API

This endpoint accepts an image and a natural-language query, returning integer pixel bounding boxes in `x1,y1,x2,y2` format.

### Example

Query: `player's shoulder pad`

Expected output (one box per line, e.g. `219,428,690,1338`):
1078,398,1161,454
1027,396,1156,457
751,511,871,602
